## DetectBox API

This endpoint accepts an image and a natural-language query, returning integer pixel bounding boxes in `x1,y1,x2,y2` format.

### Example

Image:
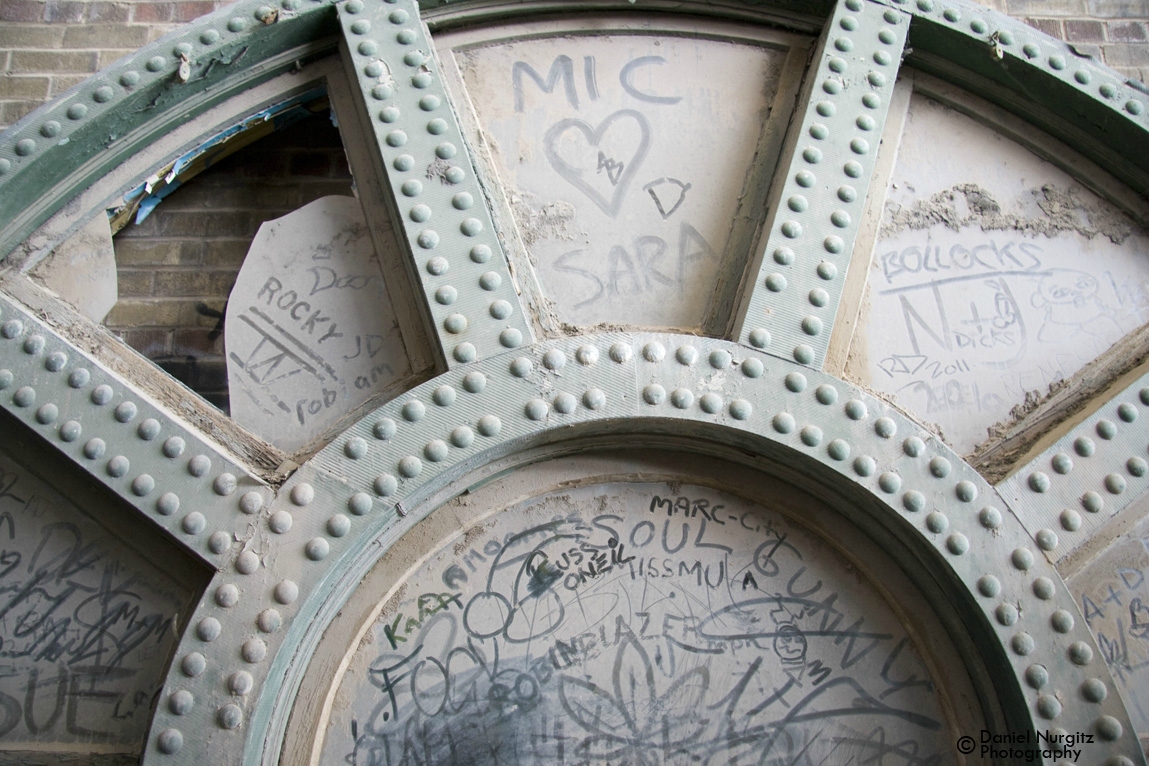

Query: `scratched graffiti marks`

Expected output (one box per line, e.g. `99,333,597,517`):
459,36,784,329
326,484,948,765
1068,518,1149,736
225,196,410,452
0,453,186,747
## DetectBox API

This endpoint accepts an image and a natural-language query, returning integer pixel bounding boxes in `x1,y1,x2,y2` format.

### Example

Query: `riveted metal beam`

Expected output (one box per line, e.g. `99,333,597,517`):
732,0,907,371
140,332,1143,765
0,294,271,567
336,0,533,369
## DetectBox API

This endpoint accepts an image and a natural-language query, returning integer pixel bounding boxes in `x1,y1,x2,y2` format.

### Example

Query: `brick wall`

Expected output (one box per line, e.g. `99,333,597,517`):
105,111,353,411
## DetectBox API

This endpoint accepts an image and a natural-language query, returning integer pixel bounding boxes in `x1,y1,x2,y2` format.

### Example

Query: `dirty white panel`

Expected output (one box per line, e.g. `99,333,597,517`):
854,95,1149,454
321,483,950,764
1066,513,1149,738
457,36,784,330
225,196,411,452
0,450,187,752
28,216,118,323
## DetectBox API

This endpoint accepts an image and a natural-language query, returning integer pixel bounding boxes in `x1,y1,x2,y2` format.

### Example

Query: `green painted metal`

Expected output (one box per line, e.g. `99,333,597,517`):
733,0,907,369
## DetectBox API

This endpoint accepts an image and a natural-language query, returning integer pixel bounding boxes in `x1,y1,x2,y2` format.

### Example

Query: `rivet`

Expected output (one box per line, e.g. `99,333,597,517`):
14,138,36,156
830,210,851,228
358,40,378,56
404,51,425,67
801,316,822,336
1082,491,1104,513
217,703,243,730
258,608,283,634
827,59,846,75
1060,509,1081,531
432,385,456,407
582,389,606,410
793,345,814,365
107,455,129,478
553,392,576,414
388,8,409,23
169,690,194,716
157,728,184,754
1118,402,1138,422
1037,694,1061,720
510,357,533,378
877,472,900,493
1068,641,1093,665
208,532,230,554
215,584,240,607
477,415,502,437
131,474,155,497
305,535,330,561
181,512,205,535
849,138,869,154
460,217,482,236
1081,678,1107,703
188,455,211,477
853,456,876,477
1097,419,1117,439
11,386,34,407
402,400,426,422
1100,83,1117,99
840,16,858,31
977,575,1000,597
242,638,267,663
946,532,965,558
1051,609,1074,633
59,420,81,442
996,603,1018,626
452,192,473,210
1129,100,1147,117
926,511,948,533
1128,456,1148,477
1051,452,1073,474
979,506,1001,529
349,493,373,515
744,328,772,349
0,319,22,339
1074,436,1095,456
1011,632,1034,655
345,437,368,460
66,103,87,120
785,373,807,392
705,350,729,370
229,671,254,697
795,170,816,187
1036,528,1058,551
827,439,850,461
500,329,523,348
22,334,45,355
765,273,787,292
970,18,987,34
671,389,693,409
1033,577,1055,600
1096,715,1122,741
163,436,185,458
392,154,413,171
425,440,449,461
349,18,369,33
697,393,721,415
181,652,206,677
409,204,430,222
398,456,422,478
1025,664,1048,689
274,581,298,605
815,384,838,405
1105,473,1126,494
817,261,838,280
213,473,237,496
944,8,961,22
834,37,853,53
1028,471,1050,492
1011,548,1034,570
844,399,867,420
642,385,666,405
68,368,90,388
227,16,246,32
290,483,315,506
327,514,351,537
43,351,66,372
35,403,57,424
821,80,842,96
83,438,106,460
823,236,844,254
463,372,486,393
450,426,475,449
772,413,795,434
803,147,823,164
374,419,397,440
741,358,763,378
269,511,293,534
196,617,221,642
156,492,180,516
844,160,864,177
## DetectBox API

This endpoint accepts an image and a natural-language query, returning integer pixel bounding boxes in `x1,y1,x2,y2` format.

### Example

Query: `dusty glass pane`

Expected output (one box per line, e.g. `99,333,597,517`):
321,482,950,764
455,34,786,330
852,94,1149,454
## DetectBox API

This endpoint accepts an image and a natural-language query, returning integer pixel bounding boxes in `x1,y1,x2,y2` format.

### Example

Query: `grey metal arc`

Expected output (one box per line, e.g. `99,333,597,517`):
336,0,534,367
733,0,907,370
141,331,1143,765
1,0,1147,264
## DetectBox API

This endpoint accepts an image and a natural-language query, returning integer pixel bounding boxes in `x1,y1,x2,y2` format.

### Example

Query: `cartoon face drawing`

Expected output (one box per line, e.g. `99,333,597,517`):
773,623,808,664
1036,269,1099,307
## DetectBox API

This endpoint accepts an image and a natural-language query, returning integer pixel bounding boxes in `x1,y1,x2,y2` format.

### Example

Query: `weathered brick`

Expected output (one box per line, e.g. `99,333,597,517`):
0,0,47,21
1068,42,1104,58
1009,0,1087,16
1087,0,1149,17
0,99,38,125
185,299,226,328
1109,20,1149,42
171,0,214,22
1025,18,1065,38
97,48,135,68
47,73,88,94
0,25,65,48
42,0,86,22
9,49,97,73
152,269,237,297
1104,42,1149,67
104,298,185,327
121,328,170,357
62,23,148,48
172,327,223,357
130,2,173,22
113,239,202,265
203,240,249,268
0,74,50,99
86,2,129,22
1066,19,1107,41
117,269,154,296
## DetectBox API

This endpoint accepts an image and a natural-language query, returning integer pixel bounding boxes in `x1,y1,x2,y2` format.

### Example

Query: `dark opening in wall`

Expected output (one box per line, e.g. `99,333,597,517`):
106,109,354,414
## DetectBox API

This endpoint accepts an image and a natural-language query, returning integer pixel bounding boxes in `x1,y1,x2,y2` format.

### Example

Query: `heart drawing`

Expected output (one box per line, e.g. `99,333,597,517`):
543,109,651,218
